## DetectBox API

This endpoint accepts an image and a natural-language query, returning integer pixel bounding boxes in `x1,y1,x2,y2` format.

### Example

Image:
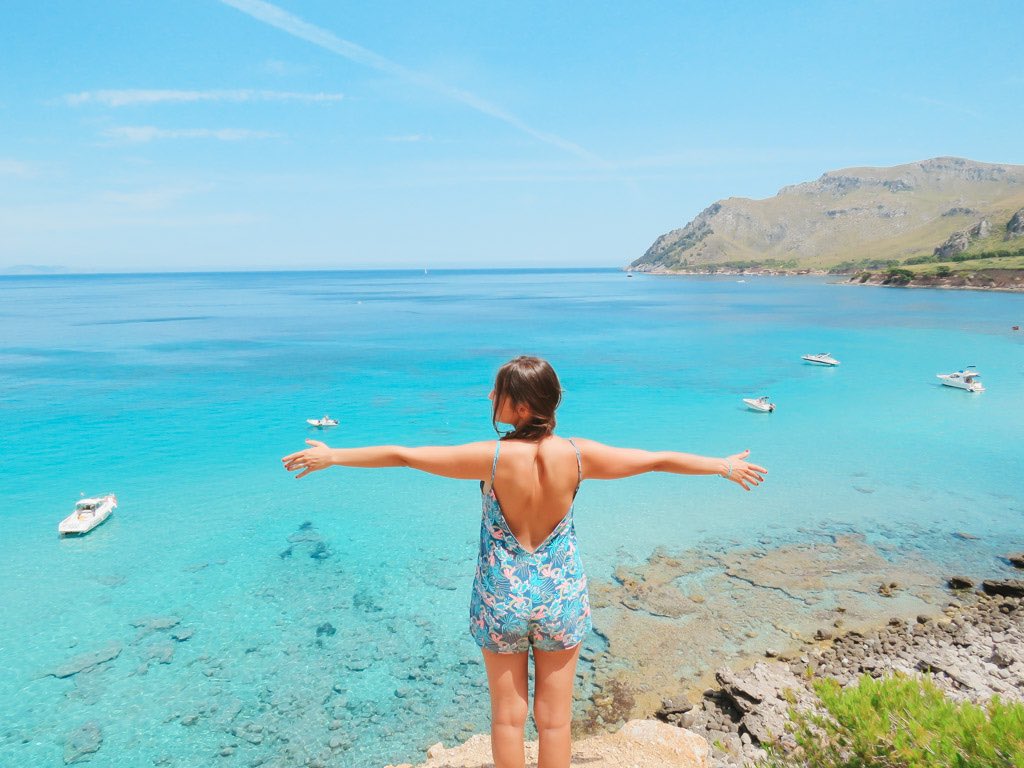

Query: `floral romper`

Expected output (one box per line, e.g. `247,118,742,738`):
469,439,592,653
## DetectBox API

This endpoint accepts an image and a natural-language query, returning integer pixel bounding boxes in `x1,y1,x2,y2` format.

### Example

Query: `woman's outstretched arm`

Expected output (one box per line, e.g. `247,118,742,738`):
281,439,497,481
570,438,767,491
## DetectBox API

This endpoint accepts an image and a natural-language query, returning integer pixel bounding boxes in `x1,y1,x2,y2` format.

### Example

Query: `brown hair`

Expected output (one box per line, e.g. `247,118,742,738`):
491,356,562,441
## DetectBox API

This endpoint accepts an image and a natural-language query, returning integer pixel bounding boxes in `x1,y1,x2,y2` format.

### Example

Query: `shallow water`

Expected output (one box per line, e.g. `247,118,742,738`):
1,270,1022,766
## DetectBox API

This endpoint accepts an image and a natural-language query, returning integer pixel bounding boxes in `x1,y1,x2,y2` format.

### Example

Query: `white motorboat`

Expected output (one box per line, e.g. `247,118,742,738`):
937,368,984,392
743,396,776,413
802,353,840,366
306,414,339,428
59,494,117,536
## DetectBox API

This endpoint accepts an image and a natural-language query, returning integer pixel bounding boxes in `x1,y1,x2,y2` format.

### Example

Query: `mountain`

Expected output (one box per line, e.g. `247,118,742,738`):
630,157,1024,272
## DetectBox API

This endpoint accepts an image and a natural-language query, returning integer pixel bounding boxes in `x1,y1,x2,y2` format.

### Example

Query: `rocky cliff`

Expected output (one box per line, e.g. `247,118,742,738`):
631,158,1024,272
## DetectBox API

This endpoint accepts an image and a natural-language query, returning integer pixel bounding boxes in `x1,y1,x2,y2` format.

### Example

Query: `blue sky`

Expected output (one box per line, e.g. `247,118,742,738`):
2,1,1022,272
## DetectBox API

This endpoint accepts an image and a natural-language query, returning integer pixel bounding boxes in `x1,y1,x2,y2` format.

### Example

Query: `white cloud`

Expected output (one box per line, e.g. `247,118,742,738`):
0,158,36,177
102,126,281,143
219,0,607,166
98,186,200,211
65,89,342,106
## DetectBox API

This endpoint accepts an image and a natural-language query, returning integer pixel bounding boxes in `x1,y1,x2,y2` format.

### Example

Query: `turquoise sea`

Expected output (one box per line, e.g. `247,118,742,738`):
1,269,1022,767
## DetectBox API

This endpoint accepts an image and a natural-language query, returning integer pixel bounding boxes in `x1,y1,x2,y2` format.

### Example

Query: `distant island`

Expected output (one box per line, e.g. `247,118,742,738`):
629,157,1024,291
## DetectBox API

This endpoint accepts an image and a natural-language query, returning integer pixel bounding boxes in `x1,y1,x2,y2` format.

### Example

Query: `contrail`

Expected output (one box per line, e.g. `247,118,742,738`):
219,0,607,165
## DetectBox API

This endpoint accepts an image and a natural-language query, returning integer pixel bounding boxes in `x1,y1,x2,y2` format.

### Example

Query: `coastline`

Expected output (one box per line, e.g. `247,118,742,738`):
629,266,1024,293
387,538,1024,767
848,268,1024,293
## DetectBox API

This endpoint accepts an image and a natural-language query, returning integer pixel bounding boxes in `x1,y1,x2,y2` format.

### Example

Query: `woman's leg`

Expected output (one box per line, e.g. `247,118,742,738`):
532,643,580,768
481,648,530,768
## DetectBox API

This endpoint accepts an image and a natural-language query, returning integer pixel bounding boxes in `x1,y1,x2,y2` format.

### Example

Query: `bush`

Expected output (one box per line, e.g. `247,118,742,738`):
882,268,915,285
758,673,1024,768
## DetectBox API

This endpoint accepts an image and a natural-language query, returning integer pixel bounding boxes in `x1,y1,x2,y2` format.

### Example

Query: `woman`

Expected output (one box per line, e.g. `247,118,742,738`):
282,355,766,768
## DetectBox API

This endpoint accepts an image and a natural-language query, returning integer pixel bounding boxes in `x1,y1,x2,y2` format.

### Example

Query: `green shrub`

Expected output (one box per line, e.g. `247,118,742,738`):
758,673,1024,768
882,268,915,285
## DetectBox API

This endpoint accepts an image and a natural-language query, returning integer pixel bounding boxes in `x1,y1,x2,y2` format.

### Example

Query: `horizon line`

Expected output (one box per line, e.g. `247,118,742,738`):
0,265,627,278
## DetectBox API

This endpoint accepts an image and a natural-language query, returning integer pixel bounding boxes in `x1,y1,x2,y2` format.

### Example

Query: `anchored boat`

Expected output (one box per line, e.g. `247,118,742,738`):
59,494,117,536
802,353,840,366
743,396,776,413
937,368,984,392
306,414,340,428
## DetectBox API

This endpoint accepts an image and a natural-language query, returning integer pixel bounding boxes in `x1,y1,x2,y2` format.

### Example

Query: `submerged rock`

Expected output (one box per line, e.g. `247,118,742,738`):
982,579,1024,598
948,575,975,590
49,643,122,678
64,722,102,764
131,616,182,640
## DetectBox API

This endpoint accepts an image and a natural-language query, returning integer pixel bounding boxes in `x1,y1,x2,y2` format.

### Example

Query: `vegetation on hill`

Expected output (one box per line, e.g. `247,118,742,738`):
758,674,1024,768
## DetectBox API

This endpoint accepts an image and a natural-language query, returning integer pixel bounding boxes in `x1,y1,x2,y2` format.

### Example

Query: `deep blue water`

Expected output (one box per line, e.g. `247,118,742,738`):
1,269,1022,766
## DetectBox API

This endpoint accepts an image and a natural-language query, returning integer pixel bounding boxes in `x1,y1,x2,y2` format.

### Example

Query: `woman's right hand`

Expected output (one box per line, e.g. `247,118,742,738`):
722,449,767,491
282,439,334,479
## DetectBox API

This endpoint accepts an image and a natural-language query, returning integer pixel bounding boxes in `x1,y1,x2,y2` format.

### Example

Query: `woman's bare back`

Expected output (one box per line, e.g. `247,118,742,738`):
485,436,581,552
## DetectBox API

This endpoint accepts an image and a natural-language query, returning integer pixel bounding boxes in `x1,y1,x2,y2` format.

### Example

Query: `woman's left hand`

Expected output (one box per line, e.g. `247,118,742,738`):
282,439,334,479
723,449,768,491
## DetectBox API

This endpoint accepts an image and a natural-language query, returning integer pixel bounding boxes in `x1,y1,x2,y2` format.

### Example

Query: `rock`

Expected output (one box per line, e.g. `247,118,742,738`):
814,628,833,640
309,542,332,560
400,723,709,768
49,643,122,678
656,696,694,717
1006,553,1024,568
171,627,195,642
968,219,991,239
948,576,975,590
426,742,444,759
715,663,795,712
1008,208,1024,238
316,623,336,637
935,230,971,259
878,581,899,597
64,722,102,764
146,643,175,664
916,651,993,692
953,532,980,541
131,616,182,640
982,580,1024,598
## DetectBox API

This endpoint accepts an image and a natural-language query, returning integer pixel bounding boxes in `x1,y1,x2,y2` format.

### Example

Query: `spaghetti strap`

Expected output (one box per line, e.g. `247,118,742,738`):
567,438,582,495
489,440,501,486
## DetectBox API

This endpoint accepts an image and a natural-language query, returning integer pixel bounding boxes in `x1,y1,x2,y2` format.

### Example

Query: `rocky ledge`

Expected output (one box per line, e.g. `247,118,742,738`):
388,580,1023,768
656,582,1024,768
387,720,711,768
